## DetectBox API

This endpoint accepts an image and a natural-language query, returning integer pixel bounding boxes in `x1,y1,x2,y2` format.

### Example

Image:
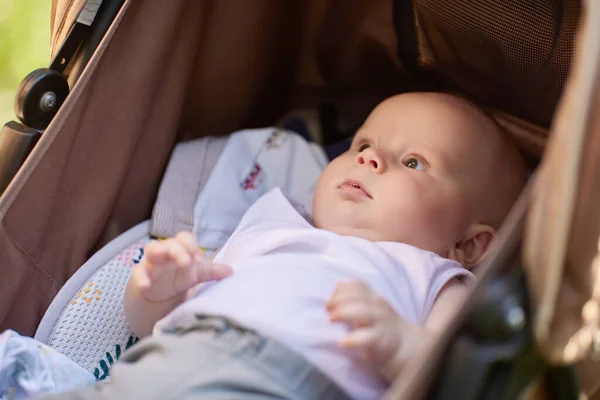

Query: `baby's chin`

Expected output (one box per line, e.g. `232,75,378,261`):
312,202,397,242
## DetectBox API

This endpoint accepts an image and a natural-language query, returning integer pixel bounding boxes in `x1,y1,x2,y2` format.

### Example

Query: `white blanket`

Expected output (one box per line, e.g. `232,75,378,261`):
193,128,327,251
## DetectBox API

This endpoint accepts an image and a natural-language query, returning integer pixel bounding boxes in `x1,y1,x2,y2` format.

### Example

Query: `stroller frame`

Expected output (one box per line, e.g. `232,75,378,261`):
0,0,124,194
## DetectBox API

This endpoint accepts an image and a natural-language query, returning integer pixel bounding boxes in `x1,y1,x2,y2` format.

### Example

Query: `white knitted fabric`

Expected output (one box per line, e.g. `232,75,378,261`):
48,240,147,380
35,221,151,381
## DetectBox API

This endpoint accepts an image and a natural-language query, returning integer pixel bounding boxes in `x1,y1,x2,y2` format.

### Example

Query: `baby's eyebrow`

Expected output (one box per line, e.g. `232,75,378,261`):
351,134,368,146
353,125,374,139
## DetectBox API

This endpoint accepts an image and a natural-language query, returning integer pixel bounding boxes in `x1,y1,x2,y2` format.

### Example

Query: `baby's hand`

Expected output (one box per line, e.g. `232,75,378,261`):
326,280,422,382
133,232,233,303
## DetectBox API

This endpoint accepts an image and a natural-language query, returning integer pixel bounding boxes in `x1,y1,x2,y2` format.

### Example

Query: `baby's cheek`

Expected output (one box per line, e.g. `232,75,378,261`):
400,190,460,249
427,191,468,240
419,194,450,224
313,164,344,226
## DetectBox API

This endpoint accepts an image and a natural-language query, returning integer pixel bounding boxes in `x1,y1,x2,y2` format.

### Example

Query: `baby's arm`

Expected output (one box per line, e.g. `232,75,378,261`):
124,232,231,339
385,279,468,379
423,278,469,331
327,279,468,383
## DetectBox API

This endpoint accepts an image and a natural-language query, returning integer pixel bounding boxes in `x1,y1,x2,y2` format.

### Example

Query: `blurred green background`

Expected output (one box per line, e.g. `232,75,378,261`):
0,0,51,125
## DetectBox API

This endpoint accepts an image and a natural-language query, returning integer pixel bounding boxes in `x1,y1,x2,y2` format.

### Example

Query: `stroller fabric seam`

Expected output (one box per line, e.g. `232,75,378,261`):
1,224,58,286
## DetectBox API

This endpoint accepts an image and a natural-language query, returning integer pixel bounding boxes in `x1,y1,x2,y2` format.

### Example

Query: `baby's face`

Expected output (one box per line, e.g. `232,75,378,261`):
312,93,504,257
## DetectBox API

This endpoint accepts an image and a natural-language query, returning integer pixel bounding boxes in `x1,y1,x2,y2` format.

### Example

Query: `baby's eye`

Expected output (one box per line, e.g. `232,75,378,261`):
403,157,426,171
358,143,370,152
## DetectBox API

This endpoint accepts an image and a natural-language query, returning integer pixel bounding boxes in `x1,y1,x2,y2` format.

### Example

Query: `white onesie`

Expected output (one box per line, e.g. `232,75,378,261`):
156,188,474,400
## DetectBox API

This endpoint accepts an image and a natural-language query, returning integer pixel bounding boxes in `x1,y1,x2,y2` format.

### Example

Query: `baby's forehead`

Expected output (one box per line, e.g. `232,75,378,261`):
374,93,489,128
361,97,493,146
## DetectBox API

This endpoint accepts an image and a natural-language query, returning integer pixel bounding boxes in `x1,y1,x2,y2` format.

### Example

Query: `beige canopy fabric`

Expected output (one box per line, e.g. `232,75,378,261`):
525,1,600,395
3,0,600,397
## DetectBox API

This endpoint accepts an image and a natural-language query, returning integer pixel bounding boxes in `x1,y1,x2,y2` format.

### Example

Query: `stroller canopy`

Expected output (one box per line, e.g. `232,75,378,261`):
3,0,600,398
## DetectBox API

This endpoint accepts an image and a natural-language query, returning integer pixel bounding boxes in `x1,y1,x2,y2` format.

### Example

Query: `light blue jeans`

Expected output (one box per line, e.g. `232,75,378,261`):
40,316,351,400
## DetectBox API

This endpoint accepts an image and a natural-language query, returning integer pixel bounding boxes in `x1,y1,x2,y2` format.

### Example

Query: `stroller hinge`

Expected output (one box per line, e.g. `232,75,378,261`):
49,22,91,74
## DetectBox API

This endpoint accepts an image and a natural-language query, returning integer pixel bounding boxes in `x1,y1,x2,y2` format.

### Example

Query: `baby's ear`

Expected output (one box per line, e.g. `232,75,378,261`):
448,224,496,269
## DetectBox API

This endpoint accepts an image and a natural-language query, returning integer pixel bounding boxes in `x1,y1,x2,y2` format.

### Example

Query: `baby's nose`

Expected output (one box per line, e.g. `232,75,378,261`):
357,149,384,171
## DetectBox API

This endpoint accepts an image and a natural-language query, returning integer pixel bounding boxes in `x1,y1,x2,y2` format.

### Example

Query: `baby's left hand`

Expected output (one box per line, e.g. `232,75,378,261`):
326,280,421,382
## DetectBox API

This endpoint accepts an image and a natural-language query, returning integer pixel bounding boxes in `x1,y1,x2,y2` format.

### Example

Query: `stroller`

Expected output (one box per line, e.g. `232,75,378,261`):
0,0,598,398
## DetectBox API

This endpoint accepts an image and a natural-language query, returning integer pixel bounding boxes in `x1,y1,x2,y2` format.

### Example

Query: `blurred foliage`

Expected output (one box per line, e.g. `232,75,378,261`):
0,0,51,125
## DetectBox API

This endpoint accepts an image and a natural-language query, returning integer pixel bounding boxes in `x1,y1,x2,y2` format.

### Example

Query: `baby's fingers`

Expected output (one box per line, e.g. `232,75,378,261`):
172,261,233,294
196,262,234,283
340,327,378,349
175,232,200,256
165,238,193,267
144,240,169,265
329,302,374,327
131,261,151,289
326,280,373,310
144,239,192,282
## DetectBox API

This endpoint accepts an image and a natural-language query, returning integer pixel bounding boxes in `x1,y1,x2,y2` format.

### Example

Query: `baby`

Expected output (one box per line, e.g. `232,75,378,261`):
48,92,527,400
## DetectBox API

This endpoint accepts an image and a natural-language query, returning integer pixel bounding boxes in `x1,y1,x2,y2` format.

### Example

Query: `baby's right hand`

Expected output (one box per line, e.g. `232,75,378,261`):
132,232,233,303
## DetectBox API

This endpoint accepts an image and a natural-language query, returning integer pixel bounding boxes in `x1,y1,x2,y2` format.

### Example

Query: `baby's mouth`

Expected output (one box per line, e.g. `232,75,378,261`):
339,179,373,199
